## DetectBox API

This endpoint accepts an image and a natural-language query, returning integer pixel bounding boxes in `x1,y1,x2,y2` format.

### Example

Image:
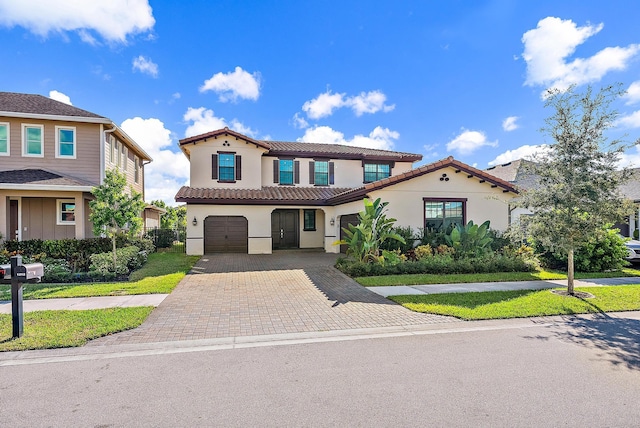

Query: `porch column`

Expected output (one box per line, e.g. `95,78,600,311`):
637,206,640,237
74,194,85,239
0,195,6,242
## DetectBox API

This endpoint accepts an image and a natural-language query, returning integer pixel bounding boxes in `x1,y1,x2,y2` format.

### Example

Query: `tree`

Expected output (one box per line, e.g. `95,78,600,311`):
89,169,146,270
516,84,637,294
150,200,187,230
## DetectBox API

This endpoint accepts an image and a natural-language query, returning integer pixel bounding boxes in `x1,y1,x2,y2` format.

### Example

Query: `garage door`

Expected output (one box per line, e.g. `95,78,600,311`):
204,216,248,253
339,214,360,253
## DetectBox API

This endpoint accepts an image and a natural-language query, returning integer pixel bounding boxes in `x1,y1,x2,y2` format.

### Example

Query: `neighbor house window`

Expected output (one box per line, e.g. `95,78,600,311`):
424,198,466,232
303,210,316,231
56,126,76,158
212,152,241,182
279,159,294,185
57,199,76,225
309,160,334,186
0,122,9,155
22,124,43,157
134,155,140,183
122,145,128,171
115,140,121,167
363,162,391,183
109,135,115,163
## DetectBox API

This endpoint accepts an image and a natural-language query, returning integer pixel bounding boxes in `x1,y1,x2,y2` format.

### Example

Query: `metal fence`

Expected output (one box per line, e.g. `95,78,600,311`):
143,226,187,253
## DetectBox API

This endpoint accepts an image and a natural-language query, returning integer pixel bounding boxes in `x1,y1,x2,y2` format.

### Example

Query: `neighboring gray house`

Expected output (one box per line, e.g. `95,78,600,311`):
486,159,640,238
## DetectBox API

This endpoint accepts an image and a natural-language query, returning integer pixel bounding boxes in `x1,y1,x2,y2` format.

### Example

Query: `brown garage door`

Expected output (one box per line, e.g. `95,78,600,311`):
204,216,248,253
339,214,360,253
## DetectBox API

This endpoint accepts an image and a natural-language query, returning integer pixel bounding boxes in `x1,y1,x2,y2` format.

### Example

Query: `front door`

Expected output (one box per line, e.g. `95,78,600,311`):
9,200,18,240
271,210,299,249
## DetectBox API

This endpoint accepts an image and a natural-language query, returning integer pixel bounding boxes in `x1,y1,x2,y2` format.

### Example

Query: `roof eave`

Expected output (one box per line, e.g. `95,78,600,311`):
0,110,110,124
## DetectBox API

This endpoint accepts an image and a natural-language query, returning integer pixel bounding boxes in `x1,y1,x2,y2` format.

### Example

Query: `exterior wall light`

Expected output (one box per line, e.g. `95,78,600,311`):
330,217,335,226
192,217,198,226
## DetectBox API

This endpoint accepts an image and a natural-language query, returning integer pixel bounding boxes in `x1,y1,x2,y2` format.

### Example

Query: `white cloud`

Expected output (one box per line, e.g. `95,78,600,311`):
120,117,190,206
300,89,394,120
502,116,519,132
618,146,640,168
299,125,399,150
132,55,158,78
348,90,395,116
423,143,439,159
522,17,640,92
302,91,346,119
0,0,155,43
199,66,261,102
624,81,640,105
487,144,549,166
292,112,309,129
616,110,640,128
446,129,497,155
183,107,255,139
48,90,71,105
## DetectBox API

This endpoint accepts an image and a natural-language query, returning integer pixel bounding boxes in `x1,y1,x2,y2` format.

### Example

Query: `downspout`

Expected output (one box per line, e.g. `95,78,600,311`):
102,123,118,183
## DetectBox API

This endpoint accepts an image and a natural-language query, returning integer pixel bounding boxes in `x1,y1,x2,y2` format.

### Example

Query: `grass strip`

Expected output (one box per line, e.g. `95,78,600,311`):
388,285,640,320
0,252,200,300
356,267,640,287
0,307,153,352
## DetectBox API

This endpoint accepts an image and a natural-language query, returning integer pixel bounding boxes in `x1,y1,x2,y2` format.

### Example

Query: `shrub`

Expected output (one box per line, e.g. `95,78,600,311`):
444,220,493,259
414,244,433,260
534,228,628,272
379,226,416,253
42,259,73,283
88,245,148,280
144,228,176,248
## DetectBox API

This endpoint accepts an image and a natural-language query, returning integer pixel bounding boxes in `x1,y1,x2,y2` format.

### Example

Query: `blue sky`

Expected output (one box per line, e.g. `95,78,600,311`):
3,0,640,205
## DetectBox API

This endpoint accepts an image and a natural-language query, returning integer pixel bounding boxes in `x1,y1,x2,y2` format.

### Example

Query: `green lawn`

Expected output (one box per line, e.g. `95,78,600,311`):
356,267,640,287
0,252,200,300
0,307,153,351
389,285,640,320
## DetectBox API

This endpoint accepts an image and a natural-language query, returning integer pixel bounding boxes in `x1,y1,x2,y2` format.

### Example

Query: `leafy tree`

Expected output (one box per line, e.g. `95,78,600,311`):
150,200,187,230
515,84,636,294
335,198,405,263
89,169,146,270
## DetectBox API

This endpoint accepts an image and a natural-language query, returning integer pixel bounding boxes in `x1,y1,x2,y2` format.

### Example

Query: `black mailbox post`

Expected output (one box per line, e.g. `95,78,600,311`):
11,255,25,338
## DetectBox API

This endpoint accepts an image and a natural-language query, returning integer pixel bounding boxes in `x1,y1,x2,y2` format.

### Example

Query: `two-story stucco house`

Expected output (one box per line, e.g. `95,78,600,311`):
0,92,152,241
175,128,518,255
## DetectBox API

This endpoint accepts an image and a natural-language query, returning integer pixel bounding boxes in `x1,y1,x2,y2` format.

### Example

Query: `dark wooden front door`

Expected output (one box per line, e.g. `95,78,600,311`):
204,216,248,253
9,200,18,240
339,213,360,253
271,210,299,249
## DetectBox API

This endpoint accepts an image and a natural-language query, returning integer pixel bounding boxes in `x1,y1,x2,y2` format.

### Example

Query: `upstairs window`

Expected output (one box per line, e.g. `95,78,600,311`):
0,123,9,155
272,159,299,185
56,126,76,158
22,124,43,157
212,152,242,182
424,198,466,232
122,145,128,171
109,135,116,163
363,162,391,183
134,155,140,183
309,160,334,186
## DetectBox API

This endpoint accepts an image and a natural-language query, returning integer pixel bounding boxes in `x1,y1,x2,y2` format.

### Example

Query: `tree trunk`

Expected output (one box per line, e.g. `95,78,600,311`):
112,235,117,272
567,248,575,295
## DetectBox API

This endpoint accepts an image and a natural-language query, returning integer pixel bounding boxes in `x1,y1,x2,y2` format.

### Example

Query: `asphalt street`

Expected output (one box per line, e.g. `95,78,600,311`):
1,313,639,427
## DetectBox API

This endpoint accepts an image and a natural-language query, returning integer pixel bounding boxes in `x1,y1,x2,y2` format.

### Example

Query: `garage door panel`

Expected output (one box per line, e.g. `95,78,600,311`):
204,216,248,253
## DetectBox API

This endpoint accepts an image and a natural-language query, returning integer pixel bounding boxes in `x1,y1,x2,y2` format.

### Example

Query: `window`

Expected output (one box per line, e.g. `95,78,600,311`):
56,126,75,158
424,198,466,232
115,140,121,167
219,153,235,181
363,162,391,183
22,124,43,157
0,122,9,155
57,199,76,225
109,135,115,163
122,145,128,171
304,210,316,231
309,160,334,186
279,159,294,185
134,155,140,183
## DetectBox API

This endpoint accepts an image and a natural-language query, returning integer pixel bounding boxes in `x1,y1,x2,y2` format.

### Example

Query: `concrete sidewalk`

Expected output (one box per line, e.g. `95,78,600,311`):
0,294,168,314
368,277,640,297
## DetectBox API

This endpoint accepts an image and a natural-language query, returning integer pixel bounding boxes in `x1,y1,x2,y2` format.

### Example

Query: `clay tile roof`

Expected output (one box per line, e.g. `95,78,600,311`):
328,156,518,204
179,127,270,150
265,141,422,161
175,186,353,206
0,169,96,187
0,92,105,118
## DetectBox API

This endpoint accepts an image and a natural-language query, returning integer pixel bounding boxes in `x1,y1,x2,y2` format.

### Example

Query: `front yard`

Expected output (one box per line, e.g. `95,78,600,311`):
0,252,199,351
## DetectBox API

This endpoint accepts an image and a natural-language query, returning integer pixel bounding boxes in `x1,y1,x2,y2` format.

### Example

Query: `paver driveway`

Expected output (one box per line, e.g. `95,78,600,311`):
89,251,458,345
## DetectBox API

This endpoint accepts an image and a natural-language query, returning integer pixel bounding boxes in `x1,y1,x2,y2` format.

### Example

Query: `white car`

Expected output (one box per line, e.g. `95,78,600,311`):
625,239,640,263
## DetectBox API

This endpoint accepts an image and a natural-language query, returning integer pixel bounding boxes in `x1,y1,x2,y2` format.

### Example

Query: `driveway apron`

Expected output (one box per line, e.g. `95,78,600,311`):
89,252,458,345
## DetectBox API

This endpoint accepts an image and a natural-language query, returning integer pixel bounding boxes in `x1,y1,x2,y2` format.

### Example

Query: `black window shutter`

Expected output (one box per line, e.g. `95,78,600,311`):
235,155,242,180
294,161,300,184
211,154,218,180
273,159,279,183
329,162,335,185
309,161,315,184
